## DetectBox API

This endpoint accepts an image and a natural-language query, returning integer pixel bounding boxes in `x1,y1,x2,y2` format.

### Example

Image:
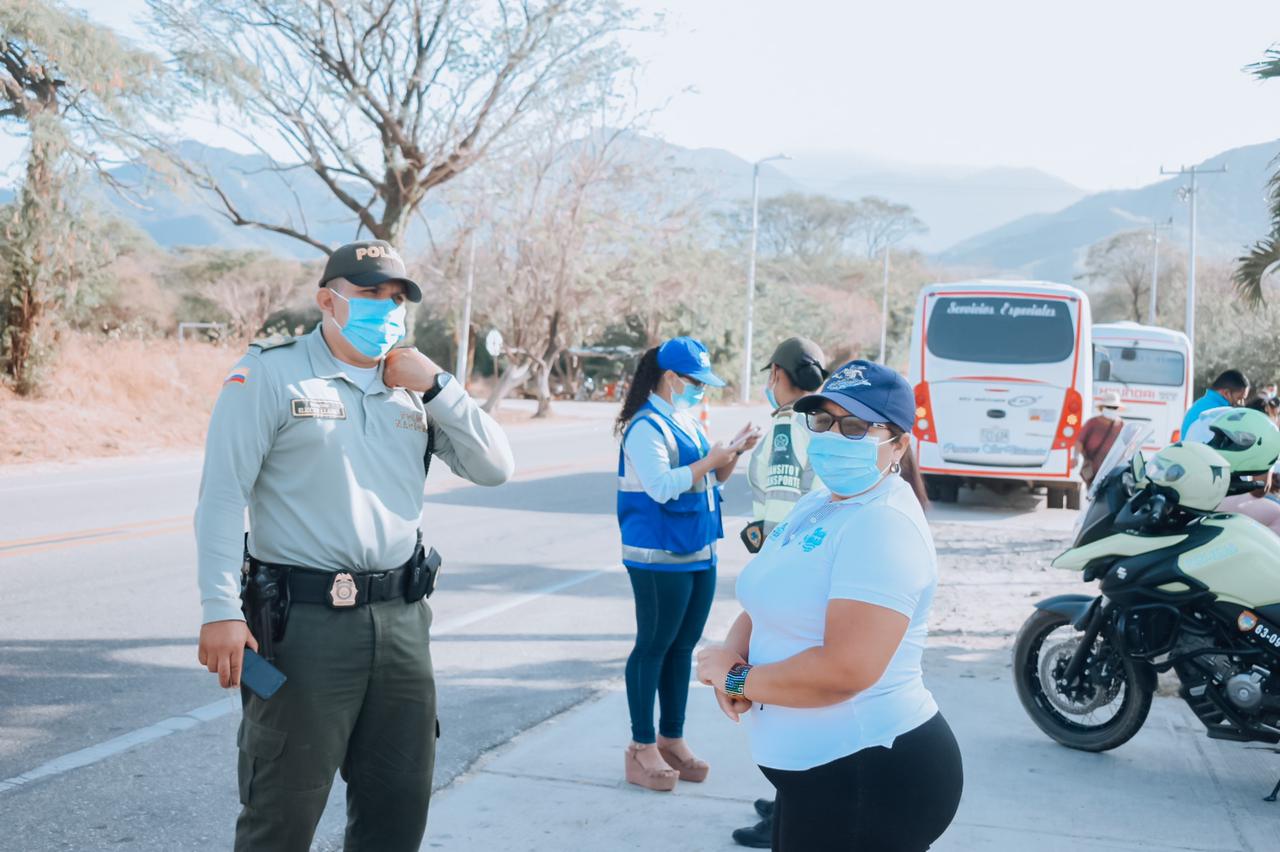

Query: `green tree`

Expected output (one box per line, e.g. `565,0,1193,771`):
0,0,164,394
755,193,863,261
1234,45,1280,303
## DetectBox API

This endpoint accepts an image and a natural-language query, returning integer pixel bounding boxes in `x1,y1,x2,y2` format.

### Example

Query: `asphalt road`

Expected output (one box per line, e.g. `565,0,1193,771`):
0,401,772,851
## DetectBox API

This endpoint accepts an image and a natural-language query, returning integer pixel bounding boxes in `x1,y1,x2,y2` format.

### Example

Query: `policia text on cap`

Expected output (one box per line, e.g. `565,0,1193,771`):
194,240,515,852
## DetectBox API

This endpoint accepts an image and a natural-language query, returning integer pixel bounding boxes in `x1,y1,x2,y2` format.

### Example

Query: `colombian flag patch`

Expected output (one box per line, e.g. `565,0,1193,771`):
224,366,250,385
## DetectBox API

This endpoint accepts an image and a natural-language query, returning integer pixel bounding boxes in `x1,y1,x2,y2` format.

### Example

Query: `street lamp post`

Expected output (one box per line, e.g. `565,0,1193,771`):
454,228,478,382
741,153,790,403
878,246,891,364
1160,164,1226,352
1148,217,1172,325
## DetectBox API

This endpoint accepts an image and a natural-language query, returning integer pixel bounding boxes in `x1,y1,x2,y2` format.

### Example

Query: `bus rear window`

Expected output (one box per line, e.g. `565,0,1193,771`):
926,297,1076,364
1094,345,1185,387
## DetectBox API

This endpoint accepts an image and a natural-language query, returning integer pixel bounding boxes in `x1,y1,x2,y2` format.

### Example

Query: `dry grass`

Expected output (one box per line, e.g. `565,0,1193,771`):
0,333,235,464
0,335,598,466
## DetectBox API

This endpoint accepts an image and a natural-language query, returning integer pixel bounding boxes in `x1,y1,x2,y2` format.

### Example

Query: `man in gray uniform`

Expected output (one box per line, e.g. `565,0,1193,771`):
195,239,514,852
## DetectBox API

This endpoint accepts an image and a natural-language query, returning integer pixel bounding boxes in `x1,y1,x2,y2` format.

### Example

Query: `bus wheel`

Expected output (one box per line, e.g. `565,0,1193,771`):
1046,486,1065,509
925,475,960,503
1064,484,1082,511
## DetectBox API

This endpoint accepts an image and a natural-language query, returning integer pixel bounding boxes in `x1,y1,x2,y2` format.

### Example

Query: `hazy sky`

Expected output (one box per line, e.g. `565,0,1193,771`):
3,0,1279,191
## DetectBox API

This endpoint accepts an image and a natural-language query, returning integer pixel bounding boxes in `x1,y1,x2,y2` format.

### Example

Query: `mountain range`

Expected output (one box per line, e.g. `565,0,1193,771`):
2,134,1276,282
0,133,1090,260
773,152,1087,252
938,138,1280,281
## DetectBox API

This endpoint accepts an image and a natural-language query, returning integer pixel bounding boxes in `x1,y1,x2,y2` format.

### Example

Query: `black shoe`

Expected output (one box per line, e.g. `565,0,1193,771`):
732,818,773,849
753,798,774,819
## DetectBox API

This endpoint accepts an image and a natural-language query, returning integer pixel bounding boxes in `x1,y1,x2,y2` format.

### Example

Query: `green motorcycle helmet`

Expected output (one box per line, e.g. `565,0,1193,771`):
1144,442,1231,511
1185,407,1280,476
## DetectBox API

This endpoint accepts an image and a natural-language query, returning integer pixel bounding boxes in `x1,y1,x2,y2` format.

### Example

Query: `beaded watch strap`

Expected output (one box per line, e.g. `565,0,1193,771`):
725,663,753,697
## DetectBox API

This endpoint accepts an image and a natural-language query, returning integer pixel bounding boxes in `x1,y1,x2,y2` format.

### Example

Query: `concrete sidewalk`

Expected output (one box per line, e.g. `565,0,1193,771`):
425,644,1280,851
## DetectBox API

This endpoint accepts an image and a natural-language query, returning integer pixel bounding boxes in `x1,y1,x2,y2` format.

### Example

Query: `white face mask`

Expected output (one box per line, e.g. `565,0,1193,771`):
1101,408,1120,421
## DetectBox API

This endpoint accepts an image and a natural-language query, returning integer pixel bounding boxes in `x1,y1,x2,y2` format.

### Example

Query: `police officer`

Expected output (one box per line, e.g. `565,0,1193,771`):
734,336,827,847
744,337,829,547
194,240,514,852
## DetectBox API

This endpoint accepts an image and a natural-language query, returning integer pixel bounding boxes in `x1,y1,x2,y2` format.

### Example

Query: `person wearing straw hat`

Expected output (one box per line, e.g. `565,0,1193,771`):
1077,391,1126,487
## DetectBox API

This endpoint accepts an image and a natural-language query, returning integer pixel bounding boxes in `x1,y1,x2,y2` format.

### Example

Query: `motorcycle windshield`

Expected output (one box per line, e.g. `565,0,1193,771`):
1088,422,1153,502
1071,423,1153,545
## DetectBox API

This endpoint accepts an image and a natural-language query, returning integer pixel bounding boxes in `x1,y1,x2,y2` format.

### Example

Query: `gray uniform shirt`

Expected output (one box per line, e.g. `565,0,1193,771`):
194,326,515,624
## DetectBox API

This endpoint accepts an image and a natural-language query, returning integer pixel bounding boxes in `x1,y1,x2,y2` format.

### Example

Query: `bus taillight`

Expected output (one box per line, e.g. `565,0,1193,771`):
914,382,937,443
1053,388,1084,450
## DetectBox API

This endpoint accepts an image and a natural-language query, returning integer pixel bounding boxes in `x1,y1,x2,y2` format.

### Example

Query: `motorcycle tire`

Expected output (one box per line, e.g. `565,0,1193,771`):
1013,608,1152,752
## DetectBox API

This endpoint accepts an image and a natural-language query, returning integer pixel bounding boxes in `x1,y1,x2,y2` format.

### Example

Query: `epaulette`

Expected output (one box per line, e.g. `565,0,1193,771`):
249,335,300,353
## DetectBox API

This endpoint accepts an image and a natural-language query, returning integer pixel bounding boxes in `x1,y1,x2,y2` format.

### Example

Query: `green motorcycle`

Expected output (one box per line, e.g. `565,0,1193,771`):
1013,424,1280,801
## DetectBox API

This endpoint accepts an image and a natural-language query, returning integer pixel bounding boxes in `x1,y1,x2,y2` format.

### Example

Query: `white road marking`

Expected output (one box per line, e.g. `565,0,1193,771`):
0,694,237,794
0,568,610,796
0,465,202,493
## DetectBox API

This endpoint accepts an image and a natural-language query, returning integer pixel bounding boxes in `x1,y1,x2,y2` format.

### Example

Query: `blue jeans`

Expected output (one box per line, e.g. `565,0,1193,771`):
624,566,716,743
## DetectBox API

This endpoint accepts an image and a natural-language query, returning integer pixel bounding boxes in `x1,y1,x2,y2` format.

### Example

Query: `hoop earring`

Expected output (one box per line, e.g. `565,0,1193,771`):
890,461,902,474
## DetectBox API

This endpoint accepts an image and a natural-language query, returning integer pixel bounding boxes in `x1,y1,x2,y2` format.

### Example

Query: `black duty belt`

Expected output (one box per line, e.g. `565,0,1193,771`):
286,562,415,607
245,534,441,611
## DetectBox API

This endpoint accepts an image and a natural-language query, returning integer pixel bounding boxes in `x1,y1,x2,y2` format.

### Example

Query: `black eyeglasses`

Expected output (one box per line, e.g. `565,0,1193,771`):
805,411,887,440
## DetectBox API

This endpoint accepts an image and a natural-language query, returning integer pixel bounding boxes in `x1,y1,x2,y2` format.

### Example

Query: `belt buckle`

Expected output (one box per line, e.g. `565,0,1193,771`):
329,572,358,608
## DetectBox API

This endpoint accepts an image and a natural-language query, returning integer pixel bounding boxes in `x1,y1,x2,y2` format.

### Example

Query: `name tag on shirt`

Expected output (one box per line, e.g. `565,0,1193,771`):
291,398,347,420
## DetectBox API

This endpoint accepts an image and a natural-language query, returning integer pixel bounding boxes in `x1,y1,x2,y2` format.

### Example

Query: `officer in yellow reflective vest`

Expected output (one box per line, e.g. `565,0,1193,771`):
734,335,829,847
743,337,829,551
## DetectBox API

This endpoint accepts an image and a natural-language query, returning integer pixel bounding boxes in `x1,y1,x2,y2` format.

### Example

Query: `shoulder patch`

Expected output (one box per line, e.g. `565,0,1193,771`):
249,335,299,353
223,364,250,386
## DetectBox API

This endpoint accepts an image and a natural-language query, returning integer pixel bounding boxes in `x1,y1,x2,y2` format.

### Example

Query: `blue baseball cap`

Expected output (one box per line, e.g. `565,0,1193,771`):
656,337,726,387
794,359,914,433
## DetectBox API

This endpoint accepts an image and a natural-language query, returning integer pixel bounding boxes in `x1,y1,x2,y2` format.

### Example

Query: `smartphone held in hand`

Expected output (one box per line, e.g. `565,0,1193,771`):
241,648,288,700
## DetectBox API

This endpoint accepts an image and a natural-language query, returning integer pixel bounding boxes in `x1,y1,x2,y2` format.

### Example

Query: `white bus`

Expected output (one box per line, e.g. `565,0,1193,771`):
908,280,1092,509
1091,322,1192,452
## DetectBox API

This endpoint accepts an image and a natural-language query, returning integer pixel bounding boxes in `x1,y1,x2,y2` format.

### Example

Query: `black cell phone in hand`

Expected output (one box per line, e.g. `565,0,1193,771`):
241,648,287,700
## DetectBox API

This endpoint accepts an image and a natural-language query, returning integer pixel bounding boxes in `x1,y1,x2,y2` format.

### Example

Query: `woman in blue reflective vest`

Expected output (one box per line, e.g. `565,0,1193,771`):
615,336,761,792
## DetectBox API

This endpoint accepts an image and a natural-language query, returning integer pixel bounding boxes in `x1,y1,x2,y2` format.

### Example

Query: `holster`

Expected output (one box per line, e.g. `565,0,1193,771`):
405,531,443,603
241,536,291,662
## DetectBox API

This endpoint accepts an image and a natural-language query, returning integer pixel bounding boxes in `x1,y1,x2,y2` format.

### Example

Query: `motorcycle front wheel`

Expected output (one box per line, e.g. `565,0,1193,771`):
1013,608,1153,752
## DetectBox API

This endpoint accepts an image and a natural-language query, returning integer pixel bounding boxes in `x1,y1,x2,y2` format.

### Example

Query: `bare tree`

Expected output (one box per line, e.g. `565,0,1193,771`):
175,248,312,339
854,196,927,259
0,0,165,394
1079,230,1169,323
477,127,633,417
150,0,641,255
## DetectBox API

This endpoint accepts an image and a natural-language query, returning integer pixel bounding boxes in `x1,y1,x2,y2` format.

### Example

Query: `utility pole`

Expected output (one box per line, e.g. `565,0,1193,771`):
878,246,891,363
1160,164,1226,353
455,228,477,382
1147,217,1172,325
741,153,790,403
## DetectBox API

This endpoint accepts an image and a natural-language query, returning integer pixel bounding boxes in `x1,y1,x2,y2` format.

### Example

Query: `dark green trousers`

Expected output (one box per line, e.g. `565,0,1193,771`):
234,597,437,852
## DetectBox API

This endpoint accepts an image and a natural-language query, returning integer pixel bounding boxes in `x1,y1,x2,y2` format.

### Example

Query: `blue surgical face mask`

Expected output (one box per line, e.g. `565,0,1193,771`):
328,289,406,359
669,375,705,411
765,385,779,410
806,429,893,496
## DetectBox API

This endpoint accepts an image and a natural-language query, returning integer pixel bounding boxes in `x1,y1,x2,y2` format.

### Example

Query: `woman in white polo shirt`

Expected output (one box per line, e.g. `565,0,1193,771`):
697,360,963,851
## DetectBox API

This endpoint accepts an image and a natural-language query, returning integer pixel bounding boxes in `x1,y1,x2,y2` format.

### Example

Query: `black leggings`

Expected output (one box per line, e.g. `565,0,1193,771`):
760,712,963,852
624,566,716,743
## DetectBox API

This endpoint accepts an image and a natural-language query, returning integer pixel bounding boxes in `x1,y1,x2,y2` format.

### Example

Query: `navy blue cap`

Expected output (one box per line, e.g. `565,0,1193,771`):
794,360,914,432
656,337,725,387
